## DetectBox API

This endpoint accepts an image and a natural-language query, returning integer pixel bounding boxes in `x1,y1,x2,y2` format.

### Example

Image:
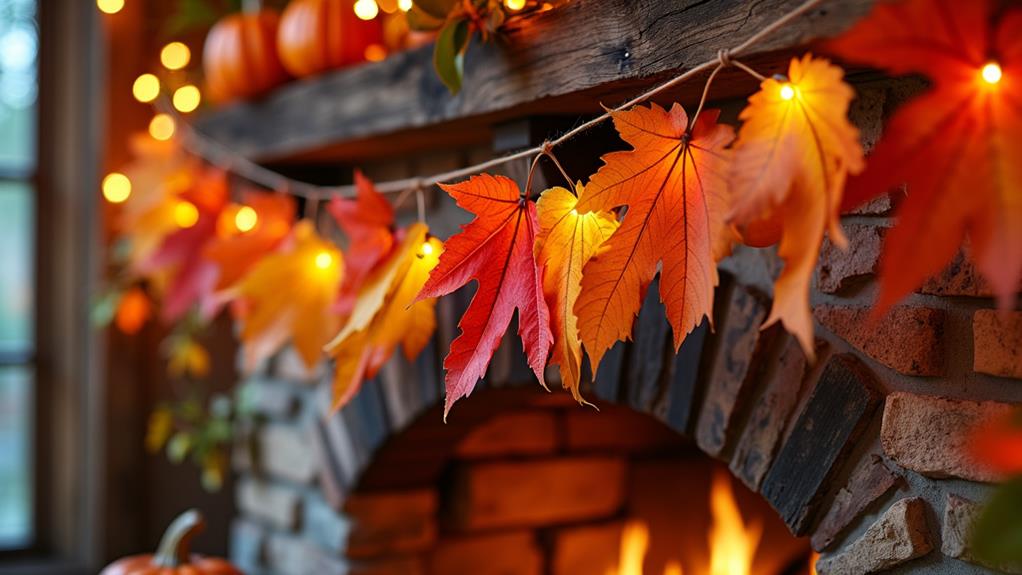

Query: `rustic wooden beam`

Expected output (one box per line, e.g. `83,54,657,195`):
194,0,874,165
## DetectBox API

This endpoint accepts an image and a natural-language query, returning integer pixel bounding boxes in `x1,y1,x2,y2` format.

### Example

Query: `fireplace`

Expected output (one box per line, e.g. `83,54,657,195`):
226,74,1022,575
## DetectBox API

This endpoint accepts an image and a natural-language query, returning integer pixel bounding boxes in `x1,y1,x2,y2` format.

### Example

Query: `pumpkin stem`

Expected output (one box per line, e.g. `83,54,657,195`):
153,509,205,567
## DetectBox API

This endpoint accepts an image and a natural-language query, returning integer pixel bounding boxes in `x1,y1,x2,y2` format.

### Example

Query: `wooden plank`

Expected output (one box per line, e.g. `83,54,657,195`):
624,279,672,411
195,0,875,165
760,354,882,536
662,319,709,434
811,452,901,551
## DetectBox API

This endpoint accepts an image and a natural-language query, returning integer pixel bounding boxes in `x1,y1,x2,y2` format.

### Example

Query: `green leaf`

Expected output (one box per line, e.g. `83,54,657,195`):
167,432,193,463
407,5,447,30
412,0,457,19
972,477,1022,570
434,18,471,94
91,290,122,328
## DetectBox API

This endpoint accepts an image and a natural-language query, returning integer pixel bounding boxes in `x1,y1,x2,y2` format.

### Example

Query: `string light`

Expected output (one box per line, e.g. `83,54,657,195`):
132,73,160,103
234,206,258,232
174,201,199,228
148,113,176,141
97,0,124,14
779,83,796,100
354,0,379,20
314,250,334,269
365,44,387,62
421,242,434,256
102,172,132,203
981,62,1002,85
505,0,526,10
173,85,201,113
160,42,191,70
398,0,412,10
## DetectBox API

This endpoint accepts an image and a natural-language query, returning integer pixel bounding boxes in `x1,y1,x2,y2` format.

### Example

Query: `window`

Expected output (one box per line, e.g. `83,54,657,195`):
0,0,35,551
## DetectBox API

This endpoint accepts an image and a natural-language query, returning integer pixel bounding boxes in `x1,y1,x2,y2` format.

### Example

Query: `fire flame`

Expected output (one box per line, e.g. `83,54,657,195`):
610,470,763,575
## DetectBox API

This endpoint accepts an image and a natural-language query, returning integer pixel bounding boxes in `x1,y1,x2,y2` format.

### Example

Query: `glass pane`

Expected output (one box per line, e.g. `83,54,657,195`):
0,0,36,168
0,366,33,548
0,181,33,353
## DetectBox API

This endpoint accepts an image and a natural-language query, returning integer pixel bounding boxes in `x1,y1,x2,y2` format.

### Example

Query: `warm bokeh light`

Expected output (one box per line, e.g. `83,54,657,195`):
981,62,1002,85
314,250,334,270
354,0,379,20
132,73,160,103
160,42,191,70
779,83,796,100
364,44,387,62
421,242,434,256
505,0,526,11
102,172,132,204
148,113,175,141
234,206,259,232
174,201,200,228
398,0,412,10
173,85,201,113
708,471,761,575
97,0,124,14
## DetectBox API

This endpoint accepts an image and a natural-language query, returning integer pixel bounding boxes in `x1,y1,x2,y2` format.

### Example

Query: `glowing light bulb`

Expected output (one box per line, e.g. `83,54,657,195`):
398,0,412,10
505,0,526,10
148,113,175,141
97,0,124,14
779,84,796,100
102,172,132,203
421,242,434,256
314,251,334,269
981,62,1002,85
160,42,191,70
174,201,199,228
364,44,387,62
132,73,160,103
173,85,201,113
234,206,258,232
570,208,578,216
354,0,379,20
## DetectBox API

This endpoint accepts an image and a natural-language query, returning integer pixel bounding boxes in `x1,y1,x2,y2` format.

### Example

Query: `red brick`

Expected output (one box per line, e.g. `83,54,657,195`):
919,247,995,297
552,521,624,575
429,532,541,575
564,407,683,453
881,392,1015,482
849,84,885,153
811,454,901,551
814,305,945,376
345,489,437,559
817,224,886,293
456,411,558,458
973,310,1022,379
816,498,932,575
453,457,625,530
940,493,1022,573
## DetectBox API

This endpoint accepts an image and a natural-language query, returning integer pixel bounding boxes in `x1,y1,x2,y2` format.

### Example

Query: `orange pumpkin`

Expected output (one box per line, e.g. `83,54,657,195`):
203,9,289,102
277,0,385,78
100,509,241,575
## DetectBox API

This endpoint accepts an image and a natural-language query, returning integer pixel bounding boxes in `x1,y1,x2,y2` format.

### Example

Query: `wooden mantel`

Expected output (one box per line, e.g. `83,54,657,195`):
194,0,873,166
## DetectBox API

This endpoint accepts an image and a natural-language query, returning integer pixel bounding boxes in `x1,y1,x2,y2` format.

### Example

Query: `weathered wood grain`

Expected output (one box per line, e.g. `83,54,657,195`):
195,0,875,164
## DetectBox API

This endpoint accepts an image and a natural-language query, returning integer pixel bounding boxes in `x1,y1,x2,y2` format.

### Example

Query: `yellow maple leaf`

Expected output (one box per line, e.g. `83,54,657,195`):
535,183,618,403
325,222,440,410
728,54,864,358
234,221,344,371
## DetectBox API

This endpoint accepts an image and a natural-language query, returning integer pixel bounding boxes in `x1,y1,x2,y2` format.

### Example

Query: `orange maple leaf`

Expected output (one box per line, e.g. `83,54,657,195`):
728,54,863,357
574,103,734,373
535,182,618,403
203,191,296,291
325,222,440,410
828,0,1022,311
233,221,343,372
417,174,552,417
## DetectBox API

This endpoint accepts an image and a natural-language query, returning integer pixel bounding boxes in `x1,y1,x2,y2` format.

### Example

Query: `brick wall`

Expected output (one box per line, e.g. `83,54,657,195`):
228,79,1022,575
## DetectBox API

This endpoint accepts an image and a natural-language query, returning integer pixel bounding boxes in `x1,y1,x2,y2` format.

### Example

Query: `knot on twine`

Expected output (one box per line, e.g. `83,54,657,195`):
717,48,733,68
539,140,555,156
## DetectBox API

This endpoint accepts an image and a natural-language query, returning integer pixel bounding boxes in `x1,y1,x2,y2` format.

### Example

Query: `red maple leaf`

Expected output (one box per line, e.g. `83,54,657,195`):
328,170,395,316
828,0,1022,312
417,174,553,417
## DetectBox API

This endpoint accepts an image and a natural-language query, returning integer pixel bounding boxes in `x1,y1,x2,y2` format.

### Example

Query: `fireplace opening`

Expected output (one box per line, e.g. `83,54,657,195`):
341,387,813,575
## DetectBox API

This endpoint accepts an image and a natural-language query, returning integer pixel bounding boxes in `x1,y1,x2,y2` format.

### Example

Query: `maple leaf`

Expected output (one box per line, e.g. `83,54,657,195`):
328,171,396,317
233,221,344,371
827,0,1022,311
139,168,230,322
417,174,552,417
727,54,863,357
325,222,441,410
203,190,296,290
573,103,734,373
535,182,618,403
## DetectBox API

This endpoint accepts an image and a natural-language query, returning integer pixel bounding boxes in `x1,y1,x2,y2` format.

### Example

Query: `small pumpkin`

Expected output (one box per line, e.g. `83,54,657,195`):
100,509,241,575
277,0,385,78
203,8,289,102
